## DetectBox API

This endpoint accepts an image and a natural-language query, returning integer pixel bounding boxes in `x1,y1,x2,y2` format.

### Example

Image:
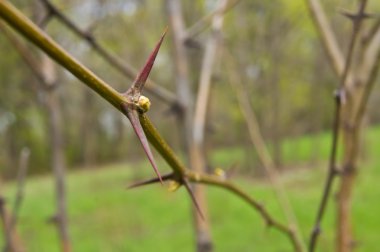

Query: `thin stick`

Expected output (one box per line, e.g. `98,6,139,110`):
183,0,241,40
224,49,306,252
308,91,342,252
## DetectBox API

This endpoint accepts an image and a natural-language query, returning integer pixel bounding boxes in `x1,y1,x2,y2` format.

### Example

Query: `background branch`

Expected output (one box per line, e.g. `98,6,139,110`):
39,0,178,107
304,0,345,77
308,1,370,251
354,22,380,122
224,49,306,252
183,0,241,40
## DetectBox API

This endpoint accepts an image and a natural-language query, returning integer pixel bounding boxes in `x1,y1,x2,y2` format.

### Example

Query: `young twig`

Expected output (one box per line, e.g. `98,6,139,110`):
308,90,343,252
308,1,368,251
0,2,302,250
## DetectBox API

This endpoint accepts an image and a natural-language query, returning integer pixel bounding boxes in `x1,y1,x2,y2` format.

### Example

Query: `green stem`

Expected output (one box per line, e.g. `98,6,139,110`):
139,114,186,175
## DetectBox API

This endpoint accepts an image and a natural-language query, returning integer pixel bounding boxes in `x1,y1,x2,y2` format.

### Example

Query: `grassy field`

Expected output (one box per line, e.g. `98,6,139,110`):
1,126,380,251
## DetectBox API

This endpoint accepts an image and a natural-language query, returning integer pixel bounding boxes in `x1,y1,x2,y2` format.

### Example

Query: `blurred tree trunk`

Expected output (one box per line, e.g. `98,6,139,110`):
165,0,193,153
190,1,229,251
165,1,213,251
42,66,70,252
34,1,71,251
0,197,25,252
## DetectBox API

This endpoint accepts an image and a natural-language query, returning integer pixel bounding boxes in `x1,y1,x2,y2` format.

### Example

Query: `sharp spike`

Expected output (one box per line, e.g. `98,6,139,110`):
127,173,174,189
183,180,205,220
125,108,163,184
131,27,168,94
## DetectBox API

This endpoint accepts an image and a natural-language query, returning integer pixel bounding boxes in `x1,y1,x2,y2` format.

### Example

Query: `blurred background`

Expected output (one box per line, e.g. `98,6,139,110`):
1,0,380,251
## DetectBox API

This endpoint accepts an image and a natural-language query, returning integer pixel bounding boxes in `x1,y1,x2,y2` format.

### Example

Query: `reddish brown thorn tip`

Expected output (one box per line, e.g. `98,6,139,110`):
125,108,163,185
183,180,205,220
131,27,168,93
127,173,174,189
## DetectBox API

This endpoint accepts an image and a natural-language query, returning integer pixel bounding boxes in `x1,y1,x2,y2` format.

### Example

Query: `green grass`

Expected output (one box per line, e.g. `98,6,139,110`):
1,126,380,251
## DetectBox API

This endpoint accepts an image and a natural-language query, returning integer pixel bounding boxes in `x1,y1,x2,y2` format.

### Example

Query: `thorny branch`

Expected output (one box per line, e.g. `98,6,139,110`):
0,1,302,250
308,1,368,251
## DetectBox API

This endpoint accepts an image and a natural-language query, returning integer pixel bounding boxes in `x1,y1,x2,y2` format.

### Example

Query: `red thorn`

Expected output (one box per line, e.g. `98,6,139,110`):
131,27,168,93
183,180,205,220
124,107,163,185
127,173,174,189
